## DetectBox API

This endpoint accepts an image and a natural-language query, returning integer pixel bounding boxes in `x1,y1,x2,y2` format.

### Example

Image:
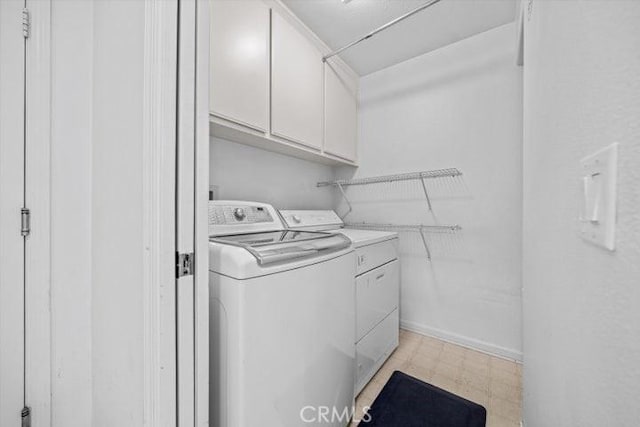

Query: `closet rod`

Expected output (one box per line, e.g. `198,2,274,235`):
322,0,443,62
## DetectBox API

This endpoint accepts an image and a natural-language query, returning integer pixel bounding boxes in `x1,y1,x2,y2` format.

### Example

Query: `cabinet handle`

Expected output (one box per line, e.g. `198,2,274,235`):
376,273,385,280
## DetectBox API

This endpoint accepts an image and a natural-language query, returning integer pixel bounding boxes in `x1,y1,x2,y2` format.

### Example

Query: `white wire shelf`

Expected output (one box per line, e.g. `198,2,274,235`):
344,222,462,260
344,223,461,233
318,168,463,217
317,168,462,187
319,169,465,260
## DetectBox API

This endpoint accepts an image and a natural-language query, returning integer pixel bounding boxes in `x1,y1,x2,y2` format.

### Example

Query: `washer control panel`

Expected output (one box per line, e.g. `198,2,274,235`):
209,201,282,236
279,210,343,230
209,205,273,225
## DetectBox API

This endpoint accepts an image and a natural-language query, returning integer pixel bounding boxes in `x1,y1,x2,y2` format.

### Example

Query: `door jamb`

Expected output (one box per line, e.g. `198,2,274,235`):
194,0,210,425
24,0,52,425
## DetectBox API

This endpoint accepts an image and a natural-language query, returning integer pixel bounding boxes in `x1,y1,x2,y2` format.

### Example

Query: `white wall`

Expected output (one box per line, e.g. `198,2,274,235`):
210,137,335,209
522,1,640,426
340,23,523,359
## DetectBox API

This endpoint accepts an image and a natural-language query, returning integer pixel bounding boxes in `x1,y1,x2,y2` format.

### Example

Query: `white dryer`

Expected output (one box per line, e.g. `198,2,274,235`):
208,201,356,427
279,210,400,395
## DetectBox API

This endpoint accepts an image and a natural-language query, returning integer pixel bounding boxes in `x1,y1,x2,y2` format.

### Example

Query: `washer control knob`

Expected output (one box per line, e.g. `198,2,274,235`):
233,208,246,220
292,215,301,223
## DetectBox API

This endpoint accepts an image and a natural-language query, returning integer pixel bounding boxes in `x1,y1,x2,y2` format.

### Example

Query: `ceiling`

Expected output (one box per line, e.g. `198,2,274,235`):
282,0,519,76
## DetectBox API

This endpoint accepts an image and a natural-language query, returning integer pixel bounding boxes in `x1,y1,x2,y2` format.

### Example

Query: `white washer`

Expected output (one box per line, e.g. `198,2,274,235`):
209,201,356,427
280,210,400,395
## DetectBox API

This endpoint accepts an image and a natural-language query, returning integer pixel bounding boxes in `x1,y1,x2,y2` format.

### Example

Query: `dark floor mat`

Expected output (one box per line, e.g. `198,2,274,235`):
358,371,486,427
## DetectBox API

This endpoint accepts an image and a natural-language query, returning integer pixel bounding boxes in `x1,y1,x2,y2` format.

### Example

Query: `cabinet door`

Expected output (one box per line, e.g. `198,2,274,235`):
324,62,358,162
271,12,323,149
210,0,269,131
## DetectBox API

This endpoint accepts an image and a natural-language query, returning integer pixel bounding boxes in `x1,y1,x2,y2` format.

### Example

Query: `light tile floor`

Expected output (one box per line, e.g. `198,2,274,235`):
351,329,522,427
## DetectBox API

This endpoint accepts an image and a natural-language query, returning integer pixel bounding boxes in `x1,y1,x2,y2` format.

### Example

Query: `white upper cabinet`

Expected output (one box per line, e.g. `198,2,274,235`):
324,62,358,162
210,0,269,132
209,0,358,166
271,11,323,150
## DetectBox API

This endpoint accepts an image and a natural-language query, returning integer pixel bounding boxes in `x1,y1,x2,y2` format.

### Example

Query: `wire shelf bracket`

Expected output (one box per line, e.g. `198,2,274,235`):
336,182,352,218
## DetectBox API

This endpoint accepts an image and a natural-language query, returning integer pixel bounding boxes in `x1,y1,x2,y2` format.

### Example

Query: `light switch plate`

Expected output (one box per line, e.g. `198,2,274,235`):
579,142,618,250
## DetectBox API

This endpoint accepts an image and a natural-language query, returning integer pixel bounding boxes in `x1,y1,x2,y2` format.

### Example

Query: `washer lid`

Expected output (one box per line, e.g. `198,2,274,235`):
210,230,351,265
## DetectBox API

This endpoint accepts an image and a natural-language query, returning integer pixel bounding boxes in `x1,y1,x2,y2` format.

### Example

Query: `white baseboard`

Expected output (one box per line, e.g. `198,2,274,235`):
400,320,523,362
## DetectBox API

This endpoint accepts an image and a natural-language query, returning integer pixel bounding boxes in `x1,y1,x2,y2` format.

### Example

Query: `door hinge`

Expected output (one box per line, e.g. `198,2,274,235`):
22,8,30,39
21,406,31,427
176,252,195,278
21,208,30,237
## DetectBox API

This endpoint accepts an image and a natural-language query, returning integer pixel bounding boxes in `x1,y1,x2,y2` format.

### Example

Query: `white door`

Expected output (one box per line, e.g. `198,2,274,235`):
0,1,26,425
3,2,208,425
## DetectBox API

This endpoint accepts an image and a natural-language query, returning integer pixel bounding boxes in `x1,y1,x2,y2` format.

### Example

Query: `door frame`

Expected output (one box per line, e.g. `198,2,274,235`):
176,0,197,424
175,0,210,425
194,0,210,425
0,0,27,425
24,0,52,425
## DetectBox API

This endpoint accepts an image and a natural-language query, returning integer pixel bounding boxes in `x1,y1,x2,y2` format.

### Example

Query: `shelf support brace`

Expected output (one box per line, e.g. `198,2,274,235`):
419,175,433,211
336,182,353,219
418,227,432,260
